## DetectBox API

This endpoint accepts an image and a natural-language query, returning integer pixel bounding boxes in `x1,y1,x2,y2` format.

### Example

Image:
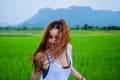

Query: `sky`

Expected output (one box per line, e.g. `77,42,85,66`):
0,0,120,25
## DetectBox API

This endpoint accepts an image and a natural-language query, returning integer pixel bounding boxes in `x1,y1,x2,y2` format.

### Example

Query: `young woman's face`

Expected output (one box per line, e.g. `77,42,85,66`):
48,28,61,48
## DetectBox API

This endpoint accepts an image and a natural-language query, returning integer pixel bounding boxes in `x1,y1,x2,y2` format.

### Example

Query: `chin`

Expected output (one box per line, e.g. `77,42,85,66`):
50,46,55,49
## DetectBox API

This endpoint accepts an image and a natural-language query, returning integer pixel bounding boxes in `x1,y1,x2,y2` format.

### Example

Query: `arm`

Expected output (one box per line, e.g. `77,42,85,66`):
30,52,42,80
67,44,86,80
70,67,86,80
30,70,41,80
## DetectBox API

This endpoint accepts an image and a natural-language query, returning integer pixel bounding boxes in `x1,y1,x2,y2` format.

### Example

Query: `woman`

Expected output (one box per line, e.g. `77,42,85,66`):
30,19,86,80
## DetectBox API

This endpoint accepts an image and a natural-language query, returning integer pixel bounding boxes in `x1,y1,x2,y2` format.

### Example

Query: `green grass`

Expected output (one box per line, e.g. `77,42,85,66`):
0,30,120,80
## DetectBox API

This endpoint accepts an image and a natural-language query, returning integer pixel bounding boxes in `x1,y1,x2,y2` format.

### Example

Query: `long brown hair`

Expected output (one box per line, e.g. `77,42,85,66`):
32,19,70,72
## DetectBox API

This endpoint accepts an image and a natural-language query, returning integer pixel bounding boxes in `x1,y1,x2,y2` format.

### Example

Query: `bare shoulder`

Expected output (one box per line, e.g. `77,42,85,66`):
34,52,42,60
67,43,72,55
67,43,72,50
35,52,42,56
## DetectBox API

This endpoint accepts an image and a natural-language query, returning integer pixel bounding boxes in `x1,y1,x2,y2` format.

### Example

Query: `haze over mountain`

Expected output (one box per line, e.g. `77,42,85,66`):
19,6,120,27
0,21,13,27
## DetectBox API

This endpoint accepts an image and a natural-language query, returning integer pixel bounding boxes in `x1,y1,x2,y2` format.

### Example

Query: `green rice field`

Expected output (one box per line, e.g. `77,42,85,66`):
0,30,120,80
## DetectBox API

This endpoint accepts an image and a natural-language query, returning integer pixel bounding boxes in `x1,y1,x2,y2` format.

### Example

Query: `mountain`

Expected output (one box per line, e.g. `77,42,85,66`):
20,6,120,27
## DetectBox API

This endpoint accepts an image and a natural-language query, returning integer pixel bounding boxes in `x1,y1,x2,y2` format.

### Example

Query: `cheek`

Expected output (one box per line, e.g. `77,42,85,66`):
48,39,53,44
48,39,51,43
57,39,61,44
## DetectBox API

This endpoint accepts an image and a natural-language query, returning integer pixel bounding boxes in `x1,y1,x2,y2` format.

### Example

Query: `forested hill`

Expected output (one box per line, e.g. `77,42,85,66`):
20,6,120,27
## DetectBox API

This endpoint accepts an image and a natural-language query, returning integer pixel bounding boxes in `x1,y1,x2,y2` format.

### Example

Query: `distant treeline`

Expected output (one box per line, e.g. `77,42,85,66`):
71,24,120,30
0,24,120,30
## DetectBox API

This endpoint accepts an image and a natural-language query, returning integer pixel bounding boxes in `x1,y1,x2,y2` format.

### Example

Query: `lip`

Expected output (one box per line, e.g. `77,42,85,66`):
50,45,56,48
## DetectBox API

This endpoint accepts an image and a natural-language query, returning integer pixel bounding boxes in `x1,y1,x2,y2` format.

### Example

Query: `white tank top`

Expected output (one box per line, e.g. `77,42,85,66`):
40,47,72,80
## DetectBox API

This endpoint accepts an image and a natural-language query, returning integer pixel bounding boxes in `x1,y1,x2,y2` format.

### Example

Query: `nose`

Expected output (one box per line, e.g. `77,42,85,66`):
51,38,56,44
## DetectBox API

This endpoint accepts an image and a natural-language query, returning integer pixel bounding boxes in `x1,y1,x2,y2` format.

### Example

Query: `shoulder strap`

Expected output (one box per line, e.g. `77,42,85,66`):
67,45,73,67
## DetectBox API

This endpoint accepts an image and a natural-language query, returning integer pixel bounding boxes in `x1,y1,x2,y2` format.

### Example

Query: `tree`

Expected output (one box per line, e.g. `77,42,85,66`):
83,24,89,30
22,26,28,30
76,25,80,30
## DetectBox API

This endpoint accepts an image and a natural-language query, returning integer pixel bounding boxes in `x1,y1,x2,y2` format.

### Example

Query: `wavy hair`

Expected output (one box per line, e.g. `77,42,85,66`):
32,19,70,72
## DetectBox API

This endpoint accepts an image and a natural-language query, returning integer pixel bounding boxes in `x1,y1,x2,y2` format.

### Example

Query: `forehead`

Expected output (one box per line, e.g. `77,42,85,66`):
49,29,59,36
